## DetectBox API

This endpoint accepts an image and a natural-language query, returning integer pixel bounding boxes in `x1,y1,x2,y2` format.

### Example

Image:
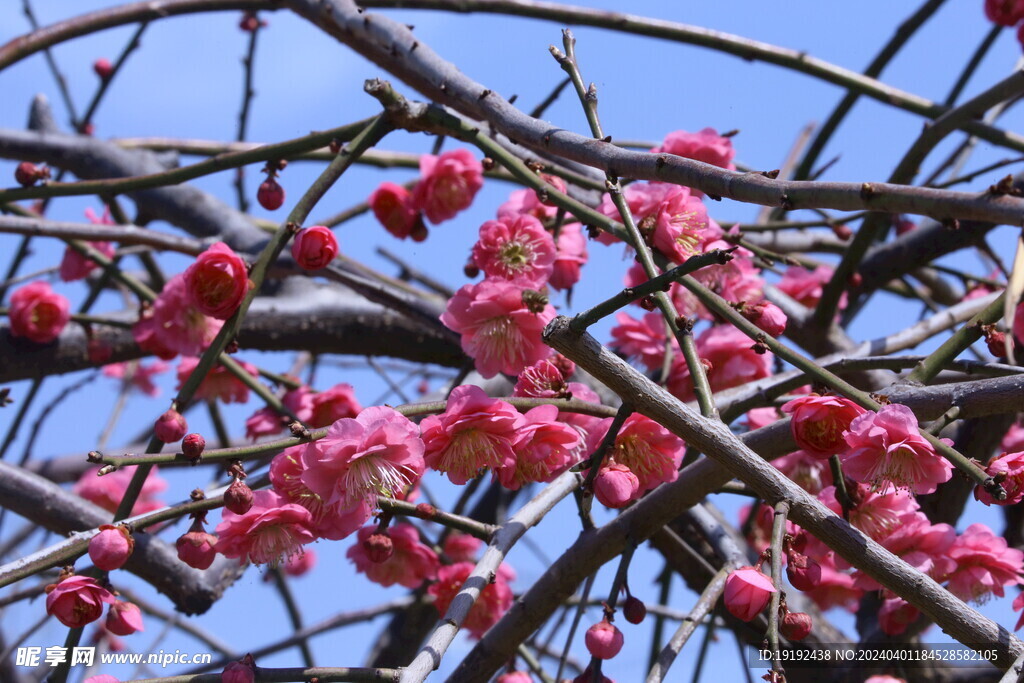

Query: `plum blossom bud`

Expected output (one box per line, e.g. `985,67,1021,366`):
291,226,339,270
572,667,612,683
257,177,285,211
362,531,394,563
105,600,144,636
593,464,640,509
88,525,134,571
93,58,114,80
224,479,254,515
176,521,218,570
15,161,50,186
182,433,205,462
585,619,624,659
740,300,787,337
496,671,532,683
154,409,187,443
623,595,647,624
222,654,256,683
724,567,775,621
785,551,821,591
780,611,812,641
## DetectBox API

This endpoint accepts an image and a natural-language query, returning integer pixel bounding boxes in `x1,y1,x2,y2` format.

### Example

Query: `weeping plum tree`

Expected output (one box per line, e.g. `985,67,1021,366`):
4,1,1024,682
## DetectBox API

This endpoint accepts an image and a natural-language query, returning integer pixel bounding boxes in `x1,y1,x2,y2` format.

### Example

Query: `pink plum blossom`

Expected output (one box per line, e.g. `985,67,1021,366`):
493,404,582,489
724,567,775,621
777,265,846,311
74,466,167,516
549,223,588,291
133,273,223,359
586,414,684,496
946,523,1024,603
176,357,259,404
413,149,484,224
46,575,116,628
782,394,866,459
60,241,115,282
976,451,1024,505
102,360,169,397
650,186,710,263
183,242,250,320
8,281,70,344
471,214,556,287
105,600,144,636
818,484,918,542
428,561,515,639
653,127,736,171
270,445,370,540
214,489,316,566
347,523,440,588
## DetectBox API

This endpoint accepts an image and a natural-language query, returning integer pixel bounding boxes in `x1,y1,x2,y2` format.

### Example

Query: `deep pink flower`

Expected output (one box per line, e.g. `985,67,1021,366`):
841,404,953,494
739,300,787,337
45,575,116,628
804,559,862,612
781,611,813,641
154,408,187,443
586,414,684,493
245,383,314,440
472,214,556,287
421,385,523,484
443,532,482,563
176,522,218,570
593,463,641,508
976,451,1024,505
864,677,907,683
369,182,420,239
60,241,115,282
291,225,338,270
494,405,581,489
777,265,846,311
300,405,424,511
549,222,588,291
84,676,121,683
610,311,674,372
668,324,772,400
440,279,555,378
782,394,866,459
585,619,624,659
309,382,362,427
133,273,223,359
105,600,144,636
428,561,515,639
102,360,169,397
986,0,1024,25
74,466,167,515
497,672,533,683
662,242,764,320
876,597,918,637
89,525,134,571
176,357,259,404
650,186,710,263
270,445,371,540
8,281,70,343
819,483,918,542
413,149,484,224
496,176,566,222
347,523,440,588
946,523,1024,603
653,128,736,171
745,407,780,431
724,567,775,621
214,489,316,566
184,242,250,320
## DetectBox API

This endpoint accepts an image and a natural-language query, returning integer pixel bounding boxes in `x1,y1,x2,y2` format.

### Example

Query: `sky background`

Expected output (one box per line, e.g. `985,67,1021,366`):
2,1,1024,681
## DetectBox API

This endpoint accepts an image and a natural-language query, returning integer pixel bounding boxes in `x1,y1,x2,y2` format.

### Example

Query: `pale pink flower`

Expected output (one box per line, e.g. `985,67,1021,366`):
369,182,420,239
74,466,167,516
102,360,169,397
782,394,866,459
663,242,764,320
440,279,555,378
946,523,1024,603
421,385,523,484
773,450,833,494
549,222,588,291
976,451,1024,506
184,242,250,320
428,561,515,638
724,567,775,621
300,406,424,509
494,405,582,489
45,575,115,628
347,523,440,588
270,445,370,540
818,484,918,542
105,600,144,636
472,214,556,287
854,512,956,591
650,186,710,263
878,597,918,636
133,273,223,359
8,281,70,344
413,149,484,224
777,265,846,311
60,241,115,282
586,413,684,493
214,489,316,566
176,356,259,404
653,127,736,171
841,404,953,494
595,182,675,245
282,548,316,577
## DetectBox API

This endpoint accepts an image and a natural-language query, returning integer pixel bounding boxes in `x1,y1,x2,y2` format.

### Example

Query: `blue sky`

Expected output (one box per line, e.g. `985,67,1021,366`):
2,1,1024,681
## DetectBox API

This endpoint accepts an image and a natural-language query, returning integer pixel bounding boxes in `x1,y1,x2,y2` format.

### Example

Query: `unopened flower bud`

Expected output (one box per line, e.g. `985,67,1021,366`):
785,552,821,591
15,162,50,187
362,532,394,563
154,408,187,443
585,619,624,659
291,226,339,270
223,479,254,515
105,600,144,636
182,433,206,462
740,300,787,337
93,58,114,80
257,177,285,211
88,525,134,571
222,654,256,683
623,595,647,624
780,611,812,641
176,522,218,570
